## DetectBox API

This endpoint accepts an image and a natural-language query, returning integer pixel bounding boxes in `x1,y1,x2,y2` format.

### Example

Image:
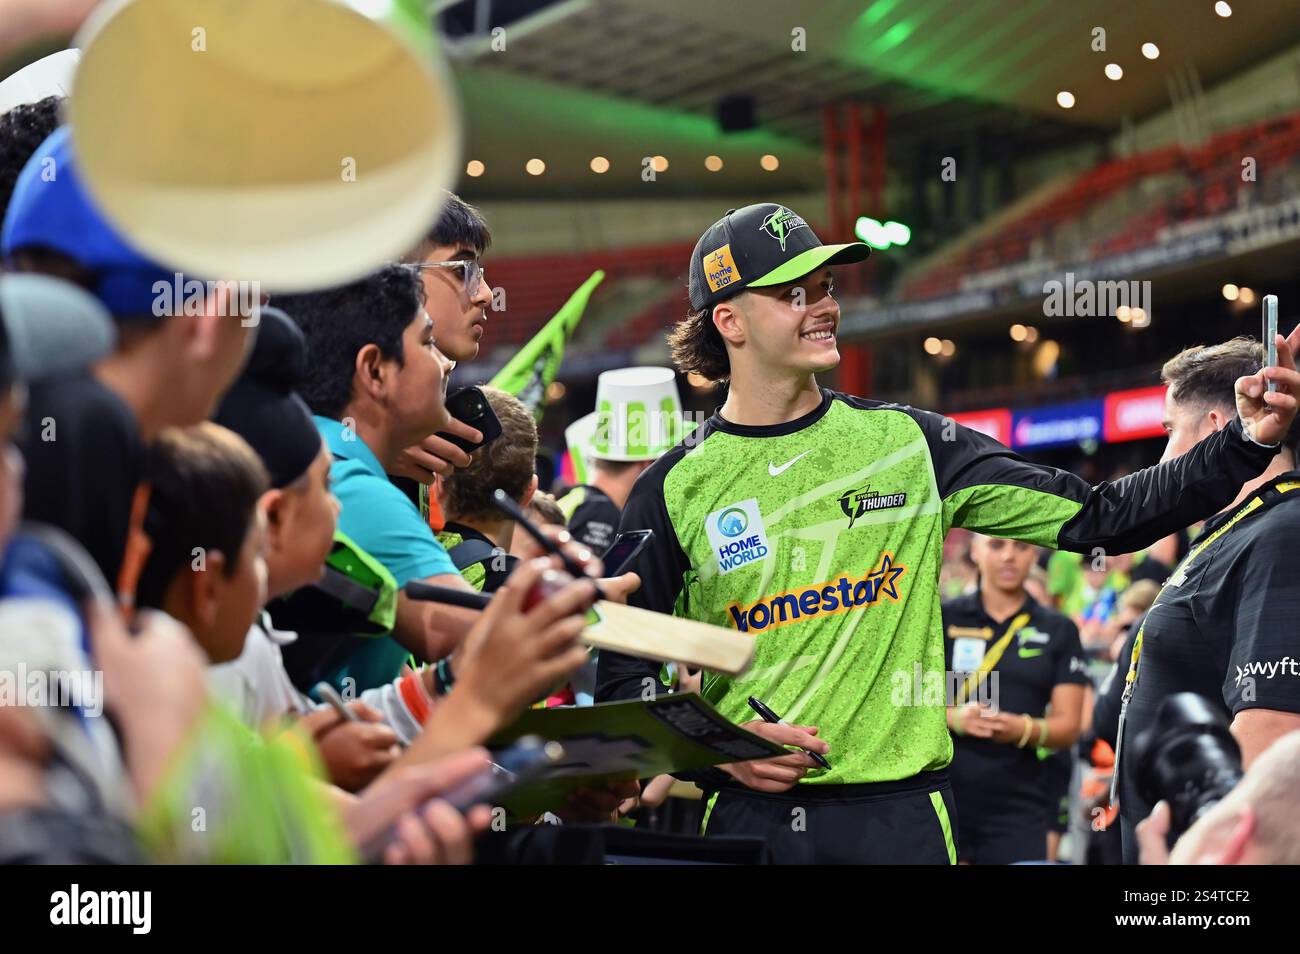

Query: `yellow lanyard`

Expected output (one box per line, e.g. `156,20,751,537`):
953,612,1032,708
1110,479,1300,803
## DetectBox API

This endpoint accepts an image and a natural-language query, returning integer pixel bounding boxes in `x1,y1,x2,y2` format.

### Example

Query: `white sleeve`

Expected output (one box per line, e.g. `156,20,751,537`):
358,679,426,745
208,624,313,729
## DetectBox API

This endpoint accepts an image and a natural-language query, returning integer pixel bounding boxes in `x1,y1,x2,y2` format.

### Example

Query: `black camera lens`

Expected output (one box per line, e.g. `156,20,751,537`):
1132,693,1243,845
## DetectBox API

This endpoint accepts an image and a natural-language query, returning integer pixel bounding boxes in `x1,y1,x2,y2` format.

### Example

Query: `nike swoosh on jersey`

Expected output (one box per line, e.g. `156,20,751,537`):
768,450,813,477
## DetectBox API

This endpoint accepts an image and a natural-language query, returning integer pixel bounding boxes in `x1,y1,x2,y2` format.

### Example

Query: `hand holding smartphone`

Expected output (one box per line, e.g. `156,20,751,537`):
360,736,563,862
601,529,655,577
1264,295,1279,393
437,386,502,454
440,735,564,813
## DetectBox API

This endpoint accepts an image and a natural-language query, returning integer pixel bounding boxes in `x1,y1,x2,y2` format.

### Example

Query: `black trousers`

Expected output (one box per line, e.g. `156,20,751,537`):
956,810,1048,865
701,771,958,865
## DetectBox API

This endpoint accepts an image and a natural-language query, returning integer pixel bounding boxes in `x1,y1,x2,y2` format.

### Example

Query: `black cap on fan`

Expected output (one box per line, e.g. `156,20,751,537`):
214,307,322,489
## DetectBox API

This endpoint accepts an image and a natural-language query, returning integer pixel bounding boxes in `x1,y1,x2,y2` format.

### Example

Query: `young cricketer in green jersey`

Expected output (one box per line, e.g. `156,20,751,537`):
597,203,1300,864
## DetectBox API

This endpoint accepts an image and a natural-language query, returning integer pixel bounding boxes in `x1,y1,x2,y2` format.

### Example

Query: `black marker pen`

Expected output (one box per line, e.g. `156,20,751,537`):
748,695,831,770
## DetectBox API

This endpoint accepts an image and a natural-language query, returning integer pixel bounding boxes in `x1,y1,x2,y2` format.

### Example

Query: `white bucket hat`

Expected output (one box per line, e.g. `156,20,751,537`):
565,367,697,477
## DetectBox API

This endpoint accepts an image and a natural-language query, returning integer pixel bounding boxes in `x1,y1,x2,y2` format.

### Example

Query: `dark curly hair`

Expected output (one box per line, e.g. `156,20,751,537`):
275,265,424,420
667,304,731,382
0,96,63,224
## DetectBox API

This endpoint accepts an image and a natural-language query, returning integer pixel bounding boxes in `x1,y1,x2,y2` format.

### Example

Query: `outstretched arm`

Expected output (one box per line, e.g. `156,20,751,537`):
931,325,1298,553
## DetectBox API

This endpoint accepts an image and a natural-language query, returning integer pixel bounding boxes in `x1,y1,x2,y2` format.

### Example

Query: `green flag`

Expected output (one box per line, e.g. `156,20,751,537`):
490,270,604,423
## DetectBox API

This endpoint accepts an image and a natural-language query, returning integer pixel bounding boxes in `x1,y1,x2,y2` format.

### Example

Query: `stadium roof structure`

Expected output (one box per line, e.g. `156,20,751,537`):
441,0,1300,198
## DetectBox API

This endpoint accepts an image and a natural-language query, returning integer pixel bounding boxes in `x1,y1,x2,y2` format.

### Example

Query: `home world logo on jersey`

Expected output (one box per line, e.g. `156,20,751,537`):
707,498,770,575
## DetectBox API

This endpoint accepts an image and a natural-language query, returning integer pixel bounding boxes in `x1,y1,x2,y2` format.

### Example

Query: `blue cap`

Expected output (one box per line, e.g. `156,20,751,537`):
1,126,187,320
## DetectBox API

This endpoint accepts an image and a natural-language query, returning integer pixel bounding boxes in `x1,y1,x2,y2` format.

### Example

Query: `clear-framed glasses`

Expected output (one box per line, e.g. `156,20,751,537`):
415,259,484,297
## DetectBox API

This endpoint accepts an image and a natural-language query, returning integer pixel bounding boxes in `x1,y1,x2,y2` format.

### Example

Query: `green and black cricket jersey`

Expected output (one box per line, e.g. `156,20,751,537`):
558,484,621,556
435,522,517,593
1117,471,1300,863
941,590,1088,862
596,388,1278,788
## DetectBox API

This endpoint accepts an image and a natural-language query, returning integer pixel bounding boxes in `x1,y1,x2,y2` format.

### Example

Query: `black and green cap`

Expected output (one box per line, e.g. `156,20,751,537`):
687,203,871,312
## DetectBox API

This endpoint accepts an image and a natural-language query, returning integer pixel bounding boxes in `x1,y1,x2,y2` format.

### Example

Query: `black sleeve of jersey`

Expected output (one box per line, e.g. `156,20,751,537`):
1223,529,1300,716
1053,618,1092,688
1092,621,1141,748
595,448,691,704
913,406,1277,554
568,496,621,557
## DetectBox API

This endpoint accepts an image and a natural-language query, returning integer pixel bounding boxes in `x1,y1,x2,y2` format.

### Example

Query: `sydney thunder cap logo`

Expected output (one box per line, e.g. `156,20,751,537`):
759,206,809,251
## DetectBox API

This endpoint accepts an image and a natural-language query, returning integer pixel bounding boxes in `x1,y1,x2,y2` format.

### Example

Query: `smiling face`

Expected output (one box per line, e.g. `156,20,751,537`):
716,266,840,380
415,242,492,363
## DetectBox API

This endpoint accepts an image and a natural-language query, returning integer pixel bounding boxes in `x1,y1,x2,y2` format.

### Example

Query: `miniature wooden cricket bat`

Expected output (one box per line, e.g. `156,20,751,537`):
404,582,754,676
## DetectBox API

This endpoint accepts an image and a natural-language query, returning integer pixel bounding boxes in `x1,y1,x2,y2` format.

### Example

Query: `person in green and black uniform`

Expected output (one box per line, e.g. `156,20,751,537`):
434,387,536,593
597,202,1298,865
558,464,639,557
943,536,1090,864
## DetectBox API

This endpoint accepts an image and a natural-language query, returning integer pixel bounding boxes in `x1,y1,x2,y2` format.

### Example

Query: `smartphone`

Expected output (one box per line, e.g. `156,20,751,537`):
440,735,565,814
361,736,562,862
1264,295,1278,393
437,386,502,454
602,529,655,576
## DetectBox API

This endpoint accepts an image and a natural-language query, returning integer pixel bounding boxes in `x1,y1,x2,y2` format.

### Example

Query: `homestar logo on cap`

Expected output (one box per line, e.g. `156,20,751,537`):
706,499,770,575
759,206,808,251
705,244,741,293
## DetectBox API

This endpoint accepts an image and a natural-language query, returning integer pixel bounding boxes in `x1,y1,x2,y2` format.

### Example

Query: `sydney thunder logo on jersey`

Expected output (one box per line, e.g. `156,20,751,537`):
726,554,907,633
839,484,907,528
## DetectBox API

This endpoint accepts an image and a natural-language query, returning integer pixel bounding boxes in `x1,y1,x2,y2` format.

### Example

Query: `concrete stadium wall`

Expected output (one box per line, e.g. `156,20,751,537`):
470,192,826,256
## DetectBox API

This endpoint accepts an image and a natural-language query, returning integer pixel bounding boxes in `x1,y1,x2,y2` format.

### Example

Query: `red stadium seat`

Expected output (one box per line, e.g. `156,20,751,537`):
897,107,1300,305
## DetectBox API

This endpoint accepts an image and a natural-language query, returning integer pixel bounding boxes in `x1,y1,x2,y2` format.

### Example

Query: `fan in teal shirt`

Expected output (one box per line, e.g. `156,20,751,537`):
314,416,457,692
